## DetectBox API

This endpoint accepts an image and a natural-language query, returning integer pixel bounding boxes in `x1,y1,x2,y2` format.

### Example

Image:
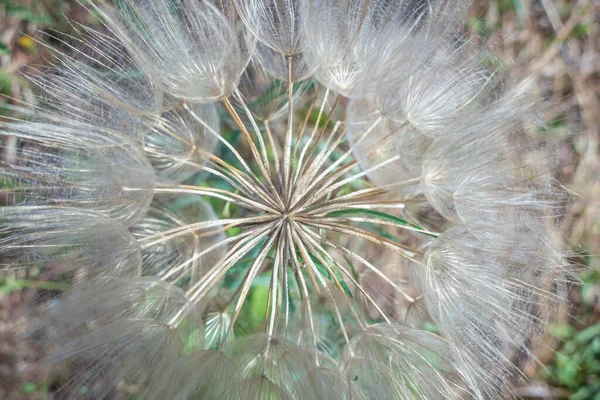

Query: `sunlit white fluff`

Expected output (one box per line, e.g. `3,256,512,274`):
236,0,303,57
0,206,141,279
339,324,474,399
346,97,430,193
95,0,250,102
37,25,161,117
143,103,219,182
0,122,155,225
416,225,567,396
301,0,471,97
253,41,312,82
399,47,494,137
421,112,563,229
131,194,228,280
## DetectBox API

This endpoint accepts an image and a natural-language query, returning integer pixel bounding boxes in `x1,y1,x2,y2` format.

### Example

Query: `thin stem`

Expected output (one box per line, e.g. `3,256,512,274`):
292,123,347,205
299,225,415,302
282,55,295,203
154,185,279,214
222,98,284,209
159,226,261,282
309,199,414,213
296,225,393,325
266,232,286,338
204,152,278,208
313,216,438,237
288,160,356,214
298,218,423,264
292,227,353,345
307,116,383,194
293,88,330,184
184,102,256,181
187,223,276,302
292,224,366,331
126,149,267,203
263,118,282,189
285,223,319,365
295,94,342,184
291,88,319,171
223,223,282,344
233,88,271,175
301,155,401,209
139,215,276,249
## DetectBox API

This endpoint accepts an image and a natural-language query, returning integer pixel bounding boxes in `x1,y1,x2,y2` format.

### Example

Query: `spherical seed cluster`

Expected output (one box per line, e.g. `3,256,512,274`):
0,0,570,399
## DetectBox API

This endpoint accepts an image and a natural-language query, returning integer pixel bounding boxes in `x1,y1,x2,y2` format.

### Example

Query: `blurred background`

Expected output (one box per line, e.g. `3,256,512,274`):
0,0,598,398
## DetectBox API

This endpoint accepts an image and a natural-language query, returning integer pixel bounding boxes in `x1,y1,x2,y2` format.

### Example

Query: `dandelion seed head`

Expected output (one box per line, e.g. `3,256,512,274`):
0,0,572,398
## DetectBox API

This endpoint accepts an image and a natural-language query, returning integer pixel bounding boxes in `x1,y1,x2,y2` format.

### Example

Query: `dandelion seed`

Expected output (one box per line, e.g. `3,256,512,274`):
143,103,220,182
0,206,141,280
1,122,155,225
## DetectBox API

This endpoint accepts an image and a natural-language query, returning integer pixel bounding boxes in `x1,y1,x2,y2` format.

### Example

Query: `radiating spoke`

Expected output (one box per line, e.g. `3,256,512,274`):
187,222,277,302
154,185,279,214
297,218,423,263
295,224,393,325
293,88,332,183
159,225,265,282
292,226,354,345
222,98,284,209
223,223,282,344
139,216,277,249
298,224,415,302
282,55,295,203
285,223,320,363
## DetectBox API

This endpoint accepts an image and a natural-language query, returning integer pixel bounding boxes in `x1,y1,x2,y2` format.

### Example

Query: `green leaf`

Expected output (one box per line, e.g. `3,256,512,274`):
6,6,53,25
181,323,204,354
307,108,334,129
0,42,9,56
250,283,270,327
575,323,600,345
510,0,526,24
342,255,359,281
324,208,437,238
0,279,69,294
222,257,255,289
222,240,272,289
472,19,492,39
0,70,13,97
302,252,352,298
571,386,593,400
226,226,242,236
571,23,591,39
20,382,37,394
550,322,576,340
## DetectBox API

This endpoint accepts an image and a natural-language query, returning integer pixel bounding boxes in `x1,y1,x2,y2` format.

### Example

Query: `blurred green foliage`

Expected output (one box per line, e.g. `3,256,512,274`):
2,0,53,25
543,271,600,400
